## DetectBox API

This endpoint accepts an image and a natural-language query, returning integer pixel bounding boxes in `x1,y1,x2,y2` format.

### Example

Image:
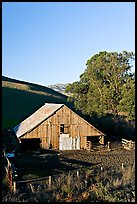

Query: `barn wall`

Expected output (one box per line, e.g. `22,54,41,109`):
80,136,87,149
20,105,104,150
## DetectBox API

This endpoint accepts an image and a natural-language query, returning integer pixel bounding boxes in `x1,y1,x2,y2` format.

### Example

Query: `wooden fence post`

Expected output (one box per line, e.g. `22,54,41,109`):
129,140,132,150
77,170,79,178
29,183,35,193
13,181,16,193
49,176,51,187
108,141,111,150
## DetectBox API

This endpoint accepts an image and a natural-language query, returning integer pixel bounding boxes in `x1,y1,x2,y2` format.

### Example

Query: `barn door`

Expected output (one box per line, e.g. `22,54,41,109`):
72,136,80,150
76,136,80,149
59,134,72,150
59,135,80,150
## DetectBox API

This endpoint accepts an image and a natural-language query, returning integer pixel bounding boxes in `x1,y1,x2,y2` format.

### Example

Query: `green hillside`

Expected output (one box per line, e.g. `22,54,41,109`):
2,76,135,141
2,76,74,130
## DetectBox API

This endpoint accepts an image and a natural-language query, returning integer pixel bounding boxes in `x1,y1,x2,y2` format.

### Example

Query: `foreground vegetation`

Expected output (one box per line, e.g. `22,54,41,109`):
2,148,135,202
2,164,135,202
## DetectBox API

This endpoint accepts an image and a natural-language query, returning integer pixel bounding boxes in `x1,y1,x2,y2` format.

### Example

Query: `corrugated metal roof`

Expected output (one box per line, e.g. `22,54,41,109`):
13,103,64,138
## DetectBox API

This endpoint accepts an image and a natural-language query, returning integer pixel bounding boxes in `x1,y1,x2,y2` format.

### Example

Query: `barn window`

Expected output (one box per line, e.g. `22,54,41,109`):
60,124,69,134
60,124,64,133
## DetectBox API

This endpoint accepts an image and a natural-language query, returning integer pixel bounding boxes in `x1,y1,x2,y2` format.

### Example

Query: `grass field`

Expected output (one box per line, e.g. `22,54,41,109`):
2,76,73,130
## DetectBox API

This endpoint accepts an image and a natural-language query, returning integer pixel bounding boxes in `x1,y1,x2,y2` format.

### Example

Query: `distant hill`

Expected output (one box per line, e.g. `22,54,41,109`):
48,83,69,95
2,76,74,130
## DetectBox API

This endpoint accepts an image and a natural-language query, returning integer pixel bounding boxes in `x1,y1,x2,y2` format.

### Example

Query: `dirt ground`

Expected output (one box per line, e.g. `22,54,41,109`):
12,144,135,181
60,148,135,170
2,144,135,202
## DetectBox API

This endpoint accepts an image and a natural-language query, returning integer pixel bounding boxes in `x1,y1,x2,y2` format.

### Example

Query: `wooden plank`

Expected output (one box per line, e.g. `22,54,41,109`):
16,176,51,184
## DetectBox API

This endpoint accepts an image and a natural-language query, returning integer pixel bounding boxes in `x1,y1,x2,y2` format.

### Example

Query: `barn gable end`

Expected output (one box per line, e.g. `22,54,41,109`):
13,103,105,150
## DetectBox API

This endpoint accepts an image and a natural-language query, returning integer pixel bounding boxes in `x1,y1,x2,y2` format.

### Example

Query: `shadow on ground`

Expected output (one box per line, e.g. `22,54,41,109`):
12,151,102,181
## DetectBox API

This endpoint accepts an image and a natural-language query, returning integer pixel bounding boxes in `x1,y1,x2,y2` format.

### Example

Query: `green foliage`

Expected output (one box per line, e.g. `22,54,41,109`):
65,51,135,121
119,73,135,120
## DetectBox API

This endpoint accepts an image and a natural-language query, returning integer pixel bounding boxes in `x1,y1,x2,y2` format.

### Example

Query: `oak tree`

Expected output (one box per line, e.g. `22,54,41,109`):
65,51,135,121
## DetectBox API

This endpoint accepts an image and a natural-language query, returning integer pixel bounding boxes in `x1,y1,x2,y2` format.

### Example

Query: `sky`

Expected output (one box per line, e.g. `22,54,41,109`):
2,2,135,86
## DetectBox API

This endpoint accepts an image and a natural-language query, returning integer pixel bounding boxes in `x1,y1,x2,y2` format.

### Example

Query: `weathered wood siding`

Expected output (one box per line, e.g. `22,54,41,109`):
20,105,104,149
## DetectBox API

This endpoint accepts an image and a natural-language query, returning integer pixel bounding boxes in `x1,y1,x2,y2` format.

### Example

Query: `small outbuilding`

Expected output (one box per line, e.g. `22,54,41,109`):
13,103,105,150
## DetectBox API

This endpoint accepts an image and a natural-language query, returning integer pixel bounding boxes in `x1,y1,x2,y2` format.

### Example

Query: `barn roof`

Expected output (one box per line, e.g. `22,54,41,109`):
13,103,105,138
13,103,64,138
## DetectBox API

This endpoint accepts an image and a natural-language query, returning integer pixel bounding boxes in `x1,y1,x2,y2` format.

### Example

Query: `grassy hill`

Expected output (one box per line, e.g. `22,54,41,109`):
2,76,135,141
2,76,74,130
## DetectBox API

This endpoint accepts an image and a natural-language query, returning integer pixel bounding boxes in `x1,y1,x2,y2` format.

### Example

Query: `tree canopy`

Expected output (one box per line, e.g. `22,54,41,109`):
65,51,135,121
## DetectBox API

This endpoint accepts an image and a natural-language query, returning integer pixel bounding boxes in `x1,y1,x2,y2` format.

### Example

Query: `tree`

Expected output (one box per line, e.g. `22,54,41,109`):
119,73,135,120
65,51,135,121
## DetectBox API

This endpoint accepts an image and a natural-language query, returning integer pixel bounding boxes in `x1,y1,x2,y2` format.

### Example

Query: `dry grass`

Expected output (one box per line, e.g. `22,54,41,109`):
2,167,135,202
2,81,30,90
2,147,135,202
2,160,135,202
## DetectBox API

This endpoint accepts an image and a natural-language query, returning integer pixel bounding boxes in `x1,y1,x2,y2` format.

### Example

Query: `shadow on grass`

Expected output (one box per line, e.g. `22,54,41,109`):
12,151,102,182
60,156,101,167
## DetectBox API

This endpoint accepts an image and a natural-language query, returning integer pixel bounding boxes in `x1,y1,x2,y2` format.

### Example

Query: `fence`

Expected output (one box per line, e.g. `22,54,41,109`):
122,139,135,150
12,170,82,193
3,151,13,192
12,161,135,194
106,140,135,150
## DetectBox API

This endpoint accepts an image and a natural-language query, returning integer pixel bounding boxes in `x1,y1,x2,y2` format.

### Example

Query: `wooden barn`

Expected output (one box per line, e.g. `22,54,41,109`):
13,103,105,151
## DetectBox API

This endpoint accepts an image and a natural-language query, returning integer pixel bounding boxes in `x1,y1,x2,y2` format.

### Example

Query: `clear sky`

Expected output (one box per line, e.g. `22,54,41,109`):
2,2,135,86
